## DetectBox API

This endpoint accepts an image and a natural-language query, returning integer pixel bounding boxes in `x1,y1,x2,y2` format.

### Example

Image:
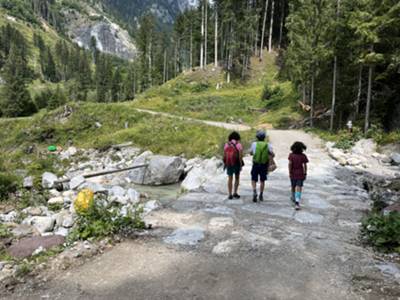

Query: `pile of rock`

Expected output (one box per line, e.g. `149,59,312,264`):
327,139,400,170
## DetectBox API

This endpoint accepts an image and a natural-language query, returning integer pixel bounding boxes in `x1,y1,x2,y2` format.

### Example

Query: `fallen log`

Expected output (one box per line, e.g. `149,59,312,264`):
55,164,148,184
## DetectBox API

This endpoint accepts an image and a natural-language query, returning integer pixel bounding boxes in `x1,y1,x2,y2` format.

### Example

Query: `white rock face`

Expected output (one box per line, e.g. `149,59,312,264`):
42,172,58,189
181,157,224,192
351,139,377,156
129,155,185,185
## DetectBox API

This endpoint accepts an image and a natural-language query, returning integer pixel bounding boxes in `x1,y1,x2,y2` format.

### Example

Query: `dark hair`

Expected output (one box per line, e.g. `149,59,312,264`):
291,141,307,154
228,131,241,141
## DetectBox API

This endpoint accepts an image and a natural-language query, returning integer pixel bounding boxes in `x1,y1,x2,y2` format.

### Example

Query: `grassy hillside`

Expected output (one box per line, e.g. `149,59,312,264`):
134,52,301,128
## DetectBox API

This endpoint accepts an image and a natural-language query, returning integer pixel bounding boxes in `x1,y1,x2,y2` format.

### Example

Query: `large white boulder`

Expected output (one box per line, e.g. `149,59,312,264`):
129,154,185,185
352,139,377,156
30,216,55,234
181,157,224,192
391,153,400,165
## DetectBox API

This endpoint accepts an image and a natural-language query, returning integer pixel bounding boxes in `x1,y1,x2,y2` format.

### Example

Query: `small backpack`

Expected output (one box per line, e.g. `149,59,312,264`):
224,142,240,167
253,142,269,164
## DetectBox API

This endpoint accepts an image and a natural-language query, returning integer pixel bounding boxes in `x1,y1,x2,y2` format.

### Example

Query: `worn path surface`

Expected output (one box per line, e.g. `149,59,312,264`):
135,108,253,131
8,130,400,300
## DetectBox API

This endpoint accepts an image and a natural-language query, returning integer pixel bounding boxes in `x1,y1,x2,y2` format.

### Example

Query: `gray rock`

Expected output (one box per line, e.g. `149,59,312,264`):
62,215,75,228
54,227,69,237
127,188,140,204
347,157,362,166
181,157,224,191
0,211,18,223
23,176,33,189
42,172,58,189
70,175,86,190
30,216,55,234
22,207,42,216
143,200,160,213
391,153,400,165
7,235,65,258
81,181,107,193
129,155,185,186
109,186,126,197
48,196,64,205
11,224,36,238
209,217,234,230
164,227,205,246
352,139,377,156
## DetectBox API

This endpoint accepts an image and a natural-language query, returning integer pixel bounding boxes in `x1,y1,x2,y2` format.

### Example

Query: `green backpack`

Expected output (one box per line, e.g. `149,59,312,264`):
253,142,269,164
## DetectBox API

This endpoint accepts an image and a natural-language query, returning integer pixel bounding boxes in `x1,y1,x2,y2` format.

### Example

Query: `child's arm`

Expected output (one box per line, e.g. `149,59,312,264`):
288,160,293,177
303,162,308,178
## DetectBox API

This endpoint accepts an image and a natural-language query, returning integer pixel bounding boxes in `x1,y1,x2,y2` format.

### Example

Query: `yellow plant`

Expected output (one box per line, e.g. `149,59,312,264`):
74,189,94,215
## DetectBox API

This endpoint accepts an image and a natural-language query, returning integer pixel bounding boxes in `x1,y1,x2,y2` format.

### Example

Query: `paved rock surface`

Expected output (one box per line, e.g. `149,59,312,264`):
5,130,400,299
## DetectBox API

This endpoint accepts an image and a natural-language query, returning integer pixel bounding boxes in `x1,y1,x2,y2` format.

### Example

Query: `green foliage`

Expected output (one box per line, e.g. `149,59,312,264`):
361,212,400,253
68,199,145,241
0,223,11,238
0,172,18,200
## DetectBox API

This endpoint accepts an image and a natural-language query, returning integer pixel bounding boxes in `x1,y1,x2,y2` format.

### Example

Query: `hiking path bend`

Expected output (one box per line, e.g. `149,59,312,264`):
10,129,400,300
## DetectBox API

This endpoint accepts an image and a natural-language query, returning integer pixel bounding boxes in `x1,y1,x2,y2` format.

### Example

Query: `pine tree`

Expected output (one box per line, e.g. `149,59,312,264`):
1,43,36,117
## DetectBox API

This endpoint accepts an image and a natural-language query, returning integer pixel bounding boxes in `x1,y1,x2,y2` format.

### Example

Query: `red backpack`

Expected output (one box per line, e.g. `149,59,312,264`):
224,142,239,167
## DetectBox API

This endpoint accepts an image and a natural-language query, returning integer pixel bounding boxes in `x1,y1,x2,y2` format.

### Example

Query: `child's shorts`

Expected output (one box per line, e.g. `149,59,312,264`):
251,163,268,182
291,179,304,188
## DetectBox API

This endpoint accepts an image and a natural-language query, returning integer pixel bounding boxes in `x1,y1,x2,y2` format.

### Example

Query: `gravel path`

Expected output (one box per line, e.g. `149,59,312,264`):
8,130,400,300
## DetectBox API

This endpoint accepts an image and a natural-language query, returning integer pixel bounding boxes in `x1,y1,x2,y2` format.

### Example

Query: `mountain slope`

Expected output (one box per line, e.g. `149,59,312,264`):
100,0,198,25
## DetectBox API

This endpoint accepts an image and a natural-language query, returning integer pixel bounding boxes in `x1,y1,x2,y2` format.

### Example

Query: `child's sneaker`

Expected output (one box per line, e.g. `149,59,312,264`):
253,194,258,203
228,195,233,200
295,202,301,210
233,193,241,199
290,195,295,203
259,194,264,202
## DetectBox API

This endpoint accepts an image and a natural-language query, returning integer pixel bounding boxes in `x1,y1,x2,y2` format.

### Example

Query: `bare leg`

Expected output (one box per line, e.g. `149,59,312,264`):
228,176,233,196
260,181,265,194
234,174,240,194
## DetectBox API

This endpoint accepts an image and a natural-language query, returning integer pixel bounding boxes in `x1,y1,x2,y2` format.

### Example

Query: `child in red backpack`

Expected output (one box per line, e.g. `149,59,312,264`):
224,131,244,200
288,141,308,210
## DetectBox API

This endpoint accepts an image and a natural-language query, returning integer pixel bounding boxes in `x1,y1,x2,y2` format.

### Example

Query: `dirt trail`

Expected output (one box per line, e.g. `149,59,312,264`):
7,130,400,300
135,108,253,131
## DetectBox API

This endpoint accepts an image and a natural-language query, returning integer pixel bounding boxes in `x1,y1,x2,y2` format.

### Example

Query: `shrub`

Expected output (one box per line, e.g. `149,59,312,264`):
68,198,146,241
0,172,18,200
333,128,363,150
0,223,11,238
361,212,400,253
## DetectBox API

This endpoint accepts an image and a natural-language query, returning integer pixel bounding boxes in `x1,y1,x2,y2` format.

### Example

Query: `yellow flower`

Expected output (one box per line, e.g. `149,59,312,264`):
74,189,94,215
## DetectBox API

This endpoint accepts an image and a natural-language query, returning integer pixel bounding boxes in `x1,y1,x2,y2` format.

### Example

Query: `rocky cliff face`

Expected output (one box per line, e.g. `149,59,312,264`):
101,0,198,25
62,4,136,60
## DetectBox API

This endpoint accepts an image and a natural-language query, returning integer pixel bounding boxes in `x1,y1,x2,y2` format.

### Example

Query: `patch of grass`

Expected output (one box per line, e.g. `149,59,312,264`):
0,223,12,238
0,172,18,201
68,200,146,242
361,212,400,254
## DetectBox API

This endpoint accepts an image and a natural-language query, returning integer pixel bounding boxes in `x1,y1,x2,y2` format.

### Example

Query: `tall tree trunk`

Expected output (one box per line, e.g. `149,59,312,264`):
214,5,218,68
163,49,167,83
254,16,259,55
278,0,285,49
310,68,315,128
365,64,373,133
355,65,362,117
268,0,275,52
330,55,338,131
204,0,208,68
148,38,152,87
190,23,193,70
329,0,340,131
260,0,270,59
200,0,205,69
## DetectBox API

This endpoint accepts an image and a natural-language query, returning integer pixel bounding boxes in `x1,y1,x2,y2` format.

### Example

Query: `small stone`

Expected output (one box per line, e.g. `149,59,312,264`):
42,172,58,189
70,175,85,190
49,189,61,197
143,200,160,213
95,122,102,128
209,217,234,230
32,246,45,256
23,176,33,189
48,196,64,205
62,215,75,228
391,153,400,165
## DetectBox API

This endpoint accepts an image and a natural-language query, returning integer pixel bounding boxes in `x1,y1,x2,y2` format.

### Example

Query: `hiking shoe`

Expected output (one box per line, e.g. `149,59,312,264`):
233,193,241,199
259,195,264,202
295,203,301,210
228,195,233,200
290,195,295,203
253,194,258,203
